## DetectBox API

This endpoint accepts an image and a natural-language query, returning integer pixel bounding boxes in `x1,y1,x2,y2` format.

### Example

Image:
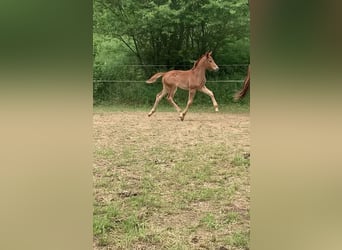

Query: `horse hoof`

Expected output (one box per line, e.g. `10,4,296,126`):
215,108,219,112
148,110,155,117
179,113,184,121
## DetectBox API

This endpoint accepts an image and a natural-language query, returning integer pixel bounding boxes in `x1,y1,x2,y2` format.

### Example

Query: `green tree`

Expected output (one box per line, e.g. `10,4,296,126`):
94,0,249,67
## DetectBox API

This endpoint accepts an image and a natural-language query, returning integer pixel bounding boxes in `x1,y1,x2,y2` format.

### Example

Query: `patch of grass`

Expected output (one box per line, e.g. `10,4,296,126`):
191,166,213,182
113,214,149,248
224,211,240,225
225,231,250,249
181,188,216,203
231,154,250,168
122,214,146,235
96,234,110,247
94,148,115,160
180,186,233,204
127,193,163,211
200,213,219,230
93,204,120,236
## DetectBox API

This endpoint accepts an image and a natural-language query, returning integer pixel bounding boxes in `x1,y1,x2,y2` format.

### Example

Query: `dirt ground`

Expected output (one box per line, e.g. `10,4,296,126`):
93,111,250,249
93,111,249,150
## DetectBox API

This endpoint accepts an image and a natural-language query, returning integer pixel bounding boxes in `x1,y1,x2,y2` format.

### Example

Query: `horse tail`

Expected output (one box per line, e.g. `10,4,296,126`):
146,72,165,84
234,65,250,101
234,77,250,101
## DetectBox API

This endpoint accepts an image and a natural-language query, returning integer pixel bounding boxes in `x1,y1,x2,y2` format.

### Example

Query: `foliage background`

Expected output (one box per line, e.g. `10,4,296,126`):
93,0,250,106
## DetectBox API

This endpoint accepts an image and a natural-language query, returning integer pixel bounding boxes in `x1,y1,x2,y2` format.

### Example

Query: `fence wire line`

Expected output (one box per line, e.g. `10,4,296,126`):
95,64,247,83
105,64,249,67
93,79,244,83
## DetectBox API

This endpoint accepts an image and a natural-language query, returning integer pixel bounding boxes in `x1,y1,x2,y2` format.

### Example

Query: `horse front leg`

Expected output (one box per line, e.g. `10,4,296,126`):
179,89,196,121
199,86,219,112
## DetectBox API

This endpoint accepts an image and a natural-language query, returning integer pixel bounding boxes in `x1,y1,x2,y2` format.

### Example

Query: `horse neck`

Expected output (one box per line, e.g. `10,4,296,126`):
192,59,207,76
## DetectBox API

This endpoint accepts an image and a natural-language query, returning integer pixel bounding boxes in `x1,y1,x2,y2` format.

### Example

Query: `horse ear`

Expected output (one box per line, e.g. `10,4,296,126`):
208,51,212,56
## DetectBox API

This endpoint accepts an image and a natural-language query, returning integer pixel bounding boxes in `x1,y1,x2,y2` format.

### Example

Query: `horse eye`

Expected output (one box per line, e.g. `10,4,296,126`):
209,60,212,63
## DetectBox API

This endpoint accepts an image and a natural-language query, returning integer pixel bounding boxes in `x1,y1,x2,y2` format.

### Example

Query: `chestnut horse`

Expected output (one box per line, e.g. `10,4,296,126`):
146,51,219,121
234,64,250,101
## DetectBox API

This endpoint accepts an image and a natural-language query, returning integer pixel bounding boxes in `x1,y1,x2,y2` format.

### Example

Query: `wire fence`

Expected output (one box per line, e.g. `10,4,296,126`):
93,64,249,105
93,79,244,83
100,64,249,67
94,64,248,82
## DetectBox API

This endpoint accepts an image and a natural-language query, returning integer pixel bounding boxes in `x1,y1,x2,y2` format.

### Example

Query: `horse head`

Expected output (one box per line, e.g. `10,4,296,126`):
205,51,219,72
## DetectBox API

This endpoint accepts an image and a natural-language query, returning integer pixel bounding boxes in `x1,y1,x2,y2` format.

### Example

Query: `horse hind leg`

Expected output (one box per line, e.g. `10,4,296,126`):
148,87,168,116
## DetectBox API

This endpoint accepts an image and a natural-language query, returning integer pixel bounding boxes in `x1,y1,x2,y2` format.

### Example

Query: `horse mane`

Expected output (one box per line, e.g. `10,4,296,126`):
191,53,207,70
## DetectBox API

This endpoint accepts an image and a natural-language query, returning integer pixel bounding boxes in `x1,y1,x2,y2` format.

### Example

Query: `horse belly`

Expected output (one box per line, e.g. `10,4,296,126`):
164,71,189,90
177,81,189,90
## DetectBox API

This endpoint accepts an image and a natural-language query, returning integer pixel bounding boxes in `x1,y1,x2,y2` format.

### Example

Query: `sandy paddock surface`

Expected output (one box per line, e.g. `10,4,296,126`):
93,111,250,249
93,111,249,151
